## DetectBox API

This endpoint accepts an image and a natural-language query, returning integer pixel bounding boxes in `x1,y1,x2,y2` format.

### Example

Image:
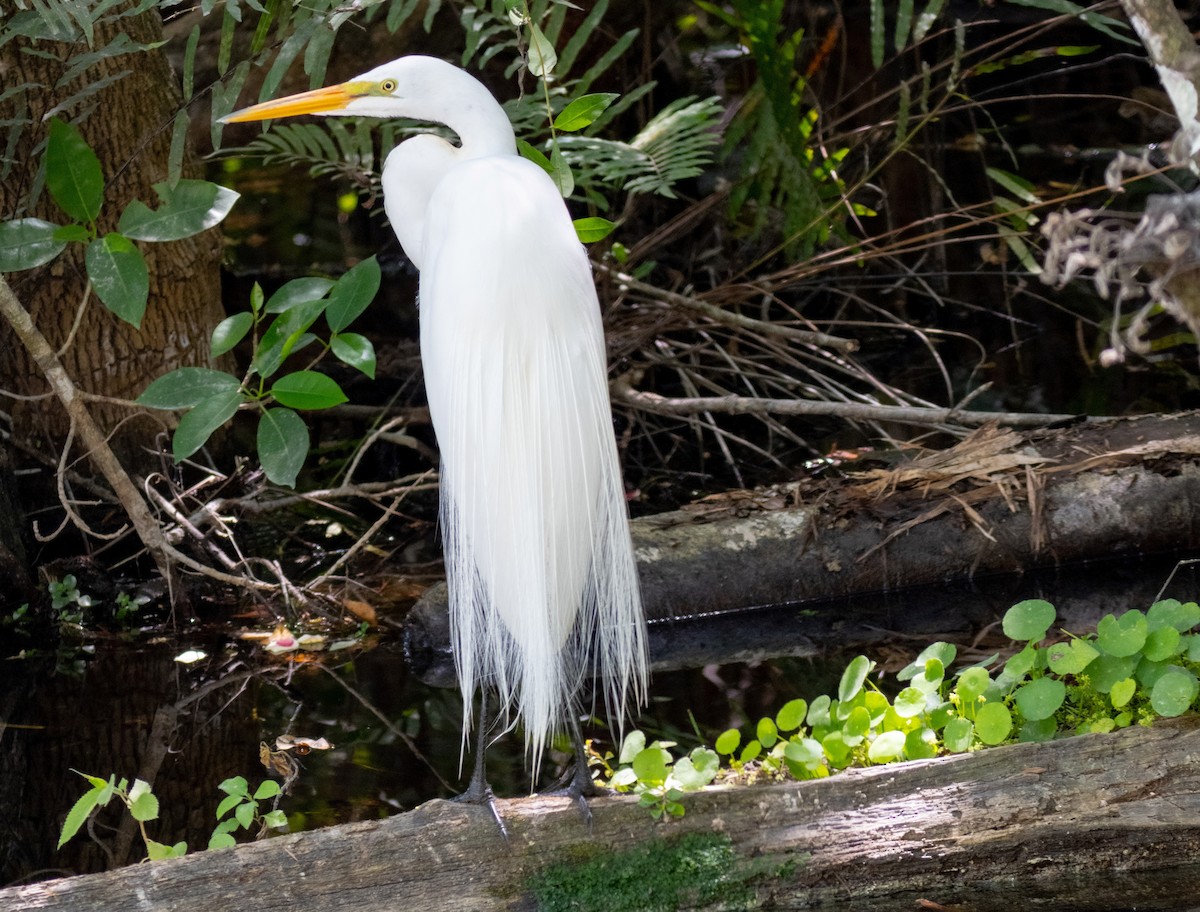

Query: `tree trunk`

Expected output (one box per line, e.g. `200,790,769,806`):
5,718,1200,911
0,2,225,471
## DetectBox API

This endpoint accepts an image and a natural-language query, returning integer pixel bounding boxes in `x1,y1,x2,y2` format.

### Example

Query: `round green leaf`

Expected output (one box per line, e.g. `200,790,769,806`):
46,118,103,223
867,730,906,763
330,332,376,379
257,407,309,488
904,727,938,760
1088,653,1139,693
893,686,927,718
270,371,348,411
1046,638,1099,676
756,716,778,748
1147,598,1200,633
172,389,242,460
1096,610,1148,657
738,740,761,764
806,694,831,728
631,747,671,786
326,256,380,332
713,729,740,756
209,833,236,850
974,702,1013,745
672,749,719,790
910,657,945,693
1002,599,1056,642
0,218,67,272
897,642,956,681
618,730,646,765
1109,676,1136,709
783,737,824,770
128,780,159,822
955,666,991,703
841,705,871,745
86,233,148,327
211,312,254,357
1013,677,1065,721
839,655,873,703
775,698,807,733
1019,718,1057,742
1150,667,1199,717
553,93,619,131
139,368,241,409
119,180,240,242
942,717,974,753
1143,626,1182,662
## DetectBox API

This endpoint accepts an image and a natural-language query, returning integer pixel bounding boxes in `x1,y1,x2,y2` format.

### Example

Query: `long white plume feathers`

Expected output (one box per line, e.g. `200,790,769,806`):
419,155,647,767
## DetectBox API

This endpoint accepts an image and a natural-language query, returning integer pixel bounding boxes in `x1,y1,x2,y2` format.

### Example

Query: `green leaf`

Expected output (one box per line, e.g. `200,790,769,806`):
253,779,282,800
527,20,557,77
756,716,778,748
128,779,159,822
1088,653,1140,693
955,666,991,703
1143,626,1182,662
1046,638,1099,676
270,371,348,410
1013,677,1065,721
265,277,334,313
618,730,646,765
841,705,871,745
219,775,250,797
1002,599,1056,642
46,118,103,223
58,785,104,848
782,737,824,772
1110,676,1136,709
330,333,376,379
737,740,761,764
838,655,873,703
1150,667,1199,717
54,224,90,243
1147,599,1200,633
573,216,614,243
904,727,938,760
775,699,807,733
893,686,927,718
119,180,240,242
86,234,149,327
209,833,237,850
554,93,618,132
867,730,906,762
139,368,241,409
942,717,974,752
517,138,554,175
974,702,1013,745
0,218,68,272
672,748,719,790
898,642,956,681
257,407,308,488
631,747,671,786
235,801,256,830
211,312,253,357
549,140,574,198
325,256,380,332
713,729,740,756
1096,610,1148,657
263,810,288,829
986,167,1038,203
172,389,242,460
145,839,179,861
216,793,241,820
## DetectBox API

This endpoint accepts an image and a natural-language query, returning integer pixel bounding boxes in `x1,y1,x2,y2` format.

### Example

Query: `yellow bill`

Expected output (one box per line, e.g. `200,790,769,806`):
220,83,358,123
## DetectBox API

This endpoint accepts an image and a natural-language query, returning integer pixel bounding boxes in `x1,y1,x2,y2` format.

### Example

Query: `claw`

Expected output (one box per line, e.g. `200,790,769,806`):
453,689,509,841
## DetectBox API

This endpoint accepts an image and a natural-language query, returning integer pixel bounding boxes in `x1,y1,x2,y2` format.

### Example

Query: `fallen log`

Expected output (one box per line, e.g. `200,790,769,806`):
407,412,1200,682
7,718,1200,911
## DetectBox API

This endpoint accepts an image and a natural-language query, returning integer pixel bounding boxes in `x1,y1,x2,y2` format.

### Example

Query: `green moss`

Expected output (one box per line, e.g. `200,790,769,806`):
527,832,757,912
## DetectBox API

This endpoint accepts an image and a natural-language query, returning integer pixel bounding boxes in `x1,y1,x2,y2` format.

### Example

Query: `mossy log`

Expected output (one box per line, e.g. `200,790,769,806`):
6,718,1200,911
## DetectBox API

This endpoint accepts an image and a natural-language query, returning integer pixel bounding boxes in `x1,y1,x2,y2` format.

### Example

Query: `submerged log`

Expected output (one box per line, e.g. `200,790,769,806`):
6,718,1200,911
406,412,1200,681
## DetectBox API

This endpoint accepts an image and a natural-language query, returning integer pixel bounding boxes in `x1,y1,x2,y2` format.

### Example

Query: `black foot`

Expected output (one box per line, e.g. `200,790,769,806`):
545,718,596,832
452,776,509,841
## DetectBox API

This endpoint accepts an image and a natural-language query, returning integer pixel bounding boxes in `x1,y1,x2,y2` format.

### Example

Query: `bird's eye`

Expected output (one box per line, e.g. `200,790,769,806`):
380,79,397,93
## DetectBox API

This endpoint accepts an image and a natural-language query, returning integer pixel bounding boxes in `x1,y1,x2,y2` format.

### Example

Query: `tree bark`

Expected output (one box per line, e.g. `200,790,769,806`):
0,2,225,471
5,718,1200,911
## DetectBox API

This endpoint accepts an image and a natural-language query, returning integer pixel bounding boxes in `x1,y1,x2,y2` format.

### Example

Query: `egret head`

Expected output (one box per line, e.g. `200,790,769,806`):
221,56,477,124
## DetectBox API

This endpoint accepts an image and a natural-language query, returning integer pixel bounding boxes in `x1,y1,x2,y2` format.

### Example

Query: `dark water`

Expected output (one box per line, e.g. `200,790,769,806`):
2,552,1198,885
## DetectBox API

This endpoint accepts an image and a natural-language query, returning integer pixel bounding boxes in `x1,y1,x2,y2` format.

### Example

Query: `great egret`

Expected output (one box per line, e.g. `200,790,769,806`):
224,57,648,799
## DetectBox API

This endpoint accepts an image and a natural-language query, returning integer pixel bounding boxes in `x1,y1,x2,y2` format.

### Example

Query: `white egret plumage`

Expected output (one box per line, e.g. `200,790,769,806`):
224,56,648,791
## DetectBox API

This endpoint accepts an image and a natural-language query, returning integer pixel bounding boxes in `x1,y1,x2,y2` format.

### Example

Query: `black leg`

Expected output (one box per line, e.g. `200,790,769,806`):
564,714,595,832
452,689,509,841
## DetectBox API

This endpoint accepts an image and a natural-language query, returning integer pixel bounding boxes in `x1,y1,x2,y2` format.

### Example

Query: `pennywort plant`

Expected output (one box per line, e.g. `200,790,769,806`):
600,598,1200,816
